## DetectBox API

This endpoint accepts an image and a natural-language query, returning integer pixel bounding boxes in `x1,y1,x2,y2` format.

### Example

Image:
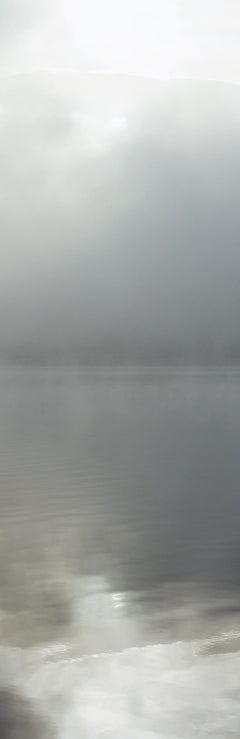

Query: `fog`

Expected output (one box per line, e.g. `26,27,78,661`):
0,73,239,364
1,0,240,81
0,1,240,365
2,6,240,739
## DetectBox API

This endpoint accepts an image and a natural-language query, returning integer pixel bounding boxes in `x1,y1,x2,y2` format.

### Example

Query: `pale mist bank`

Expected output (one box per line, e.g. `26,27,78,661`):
0,76,240,365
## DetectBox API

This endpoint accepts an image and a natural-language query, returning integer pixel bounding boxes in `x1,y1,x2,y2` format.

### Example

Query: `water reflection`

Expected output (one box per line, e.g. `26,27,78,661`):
0,366,240,651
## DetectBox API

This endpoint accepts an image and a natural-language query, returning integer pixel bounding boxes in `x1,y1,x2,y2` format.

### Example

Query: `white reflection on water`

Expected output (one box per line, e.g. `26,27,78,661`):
1,633,240,739
0,367,240,736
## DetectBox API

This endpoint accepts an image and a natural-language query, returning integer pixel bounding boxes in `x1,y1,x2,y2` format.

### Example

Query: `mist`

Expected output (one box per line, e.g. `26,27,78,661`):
1,5,240,738
0,75,240,364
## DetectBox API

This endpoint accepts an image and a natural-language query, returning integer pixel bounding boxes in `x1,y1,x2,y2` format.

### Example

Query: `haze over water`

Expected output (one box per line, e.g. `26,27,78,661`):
1,1,240,736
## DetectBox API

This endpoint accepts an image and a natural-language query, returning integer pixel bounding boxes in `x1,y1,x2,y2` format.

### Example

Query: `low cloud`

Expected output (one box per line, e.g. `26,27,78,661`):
0,76,240,364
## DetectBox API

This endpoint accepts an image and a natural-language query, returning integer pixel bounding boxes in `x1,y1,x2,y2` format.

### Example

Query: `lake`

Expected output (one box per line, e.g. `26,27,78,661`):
0,366,239,738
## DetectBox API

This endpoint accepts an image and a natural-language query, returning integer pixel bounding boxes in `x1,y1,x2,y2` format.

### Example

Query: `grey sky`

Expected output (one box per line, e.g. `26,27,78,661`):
0,4,240,362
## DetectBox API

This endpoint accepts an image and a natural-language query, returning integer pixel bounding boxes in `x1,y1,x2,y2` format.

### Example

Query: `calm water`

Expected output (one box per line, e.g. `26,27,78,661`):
0,366,240,737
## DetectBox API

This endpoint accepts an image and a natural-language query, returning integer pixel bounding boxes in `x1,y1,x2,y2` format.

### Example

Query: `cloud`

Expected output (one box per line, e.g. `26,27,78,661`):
0,1,240,80
0,1,47,47
0,76,240,363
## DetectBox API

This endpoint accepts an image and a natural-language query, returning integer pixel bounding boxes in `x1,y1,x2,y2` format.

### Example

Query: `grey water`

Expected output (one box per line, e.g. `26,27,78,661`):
0,365,240,737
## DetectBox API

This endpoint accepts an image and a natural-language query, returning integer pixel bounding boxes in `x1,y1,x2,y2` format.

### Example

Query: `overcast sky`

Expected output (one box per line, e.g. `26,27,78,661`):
0,2,240,363
0,0,240,81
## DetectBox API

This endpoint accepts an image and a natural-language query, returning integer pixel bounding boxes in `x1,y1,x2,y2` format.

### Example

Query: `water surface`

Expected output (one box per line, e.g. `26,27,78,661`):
0,366,239,737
